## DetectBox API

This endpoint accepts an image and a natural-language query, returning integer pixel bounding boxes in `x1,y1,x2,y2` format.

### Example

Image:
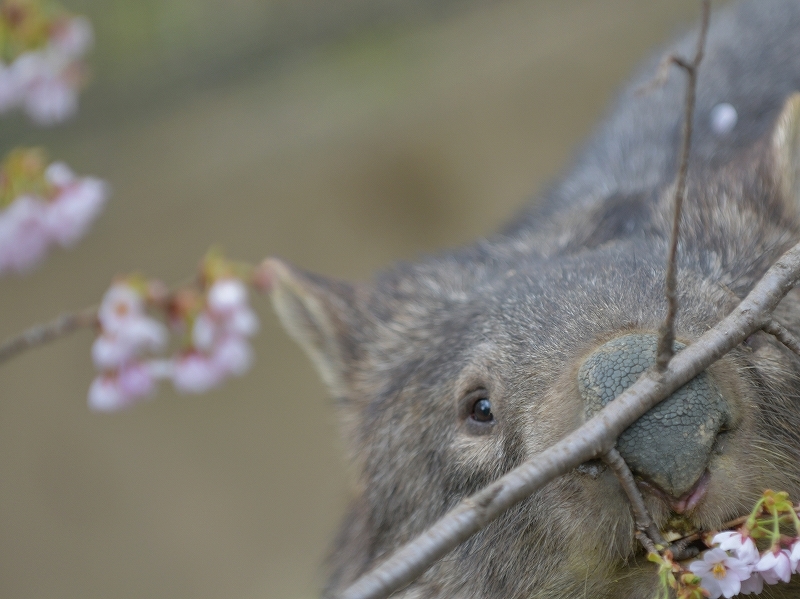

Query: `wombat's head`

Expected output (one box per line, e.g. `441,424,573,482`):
268,96,800,598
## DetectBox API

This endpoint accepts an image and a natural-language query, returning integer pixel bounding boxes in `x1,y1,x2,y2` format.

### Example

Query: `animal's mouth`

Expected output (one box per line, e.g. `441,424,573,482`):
639,470,710,515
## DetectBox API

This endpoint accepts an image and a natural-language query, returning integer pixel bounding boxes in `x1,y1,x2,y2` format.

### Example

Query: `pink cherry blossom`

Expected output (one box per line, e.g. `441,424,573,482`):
171,352,226,394
98,284,145,332
212,335,253,375
756,549,793,584
0,61,24,112
689,547,752,598
738,571,764,595
225,305,259,337
712,530,759,564
92,283,167,372
0,195,51,274
0,15,93,125
177,277,259,390
207,278,248,314
49,16,94,59
91,317,167,370
92,334,135,371
0,154,108,275
43,162,108,246
88,362,157,412
191,312,217,351
22,64,79,126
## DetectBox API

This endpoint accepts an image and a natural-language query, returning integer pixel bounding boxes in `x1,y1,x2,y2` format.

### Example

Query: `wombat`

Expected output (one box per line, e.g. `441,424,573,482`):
268,1,800,597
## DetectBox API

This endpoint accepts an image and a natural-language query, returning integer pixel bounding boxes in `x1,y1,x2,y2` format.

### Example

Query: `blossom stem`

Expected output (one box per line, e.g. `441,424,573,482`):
0,305,97,365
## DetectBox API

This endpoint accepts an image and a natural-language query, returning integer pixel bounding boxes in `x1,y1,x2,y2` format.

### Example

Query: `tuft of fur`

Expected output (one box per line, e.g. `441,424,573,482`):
270,1,800,597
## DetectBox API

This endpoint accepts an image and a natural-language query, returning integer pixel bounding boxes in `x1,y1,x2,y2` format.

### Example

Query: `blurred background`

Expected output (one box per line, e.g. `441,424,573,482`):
0,1,716,597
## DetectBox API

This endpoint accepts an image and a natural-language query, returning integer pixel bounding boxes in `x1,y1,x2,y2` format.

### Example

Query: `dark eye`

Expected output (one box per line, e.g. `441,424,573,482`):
471,398,494,423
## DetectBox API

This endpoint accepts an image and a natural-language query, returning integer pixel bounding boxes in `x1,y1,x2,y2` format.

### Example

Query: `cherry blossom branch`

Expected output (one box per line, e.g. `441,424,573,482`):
655,0,710,372
336,238,800,599
674,504,800,549
0,305,98,365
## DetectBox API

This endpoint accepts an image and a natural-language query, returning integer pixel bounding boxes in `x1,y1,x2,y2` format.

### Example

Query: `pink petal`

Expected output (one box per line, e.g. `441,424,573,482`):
0,60,24,112
24,74,78,125
87,363,155,411
171,353,225,394
225,306,259,337
207,279,248,314
88,375,127,411
698,577,722,599
756,550,792,584
91,334,136,370
117,316,167,353
0,196,51,274
716,573,741,599
44,161,75,187
738,571,764,595
722,554,752,581
9,52,47,89
98,284,145,332
775,550,793,582
688,560,712,577
713,531,743,551
50,17,94,59
212,336,253,375
735,538,760,565
45,176,108,246
192,312,217,351
117,362,156,399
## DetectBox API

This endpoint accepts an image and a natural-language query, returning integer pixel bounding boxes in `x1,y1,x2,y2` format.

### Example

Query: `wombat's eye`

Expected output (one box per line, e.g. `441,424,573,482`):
471,398,494,423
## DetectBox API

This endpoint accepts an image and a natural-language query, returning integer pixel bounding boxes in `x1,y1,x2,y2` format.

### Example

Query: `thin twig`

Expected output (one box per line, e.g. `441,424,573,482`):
763,319,800,357
0,306,98,365
337,239,800,599
655,0,711,373
602,449,697,560
602,448,667,549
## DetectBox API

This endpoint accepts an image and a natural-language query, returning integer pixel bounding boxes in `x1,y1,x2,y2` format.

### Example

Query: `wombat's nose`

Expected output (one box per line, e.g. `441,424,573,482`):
577,334,729,499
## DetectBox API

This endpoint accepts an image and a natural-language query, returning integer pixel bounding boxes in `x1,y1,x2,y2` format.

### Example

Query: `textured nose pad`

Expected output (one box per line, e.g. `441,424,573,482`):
578,334,729,498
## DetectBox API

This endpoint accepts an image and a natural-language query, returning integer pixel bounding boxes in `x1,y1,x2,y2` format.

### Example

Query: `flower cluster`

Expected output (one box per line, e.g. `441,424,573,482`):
88,254,260,411
0,0,92,124
172,277,259,393
657,490,800,599
0,148,108,275
88,280,168,411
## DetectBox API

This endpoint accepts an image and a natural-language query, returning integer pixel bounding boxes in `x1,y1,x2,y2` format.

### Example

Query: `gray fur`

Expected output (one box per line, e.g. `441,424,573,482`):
269,1,800,597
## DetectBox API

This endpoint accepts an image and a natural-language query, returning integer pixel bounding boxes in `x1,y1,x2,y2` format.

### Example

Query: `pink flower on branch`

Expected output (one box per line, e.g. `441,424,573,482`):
87,255,261,409
755,549,793,584
0,1,94,125
688,547,752,598
711,530,759,565
0,148,108,275
88,361,157,412
170,278,259,393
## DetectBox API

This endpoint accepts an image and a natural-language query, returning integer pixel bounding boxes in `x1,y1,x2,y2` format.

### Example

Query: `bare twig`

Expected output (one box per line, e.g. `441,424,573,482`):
602,448,667,549
338,239,800,599
602,449,697,560
655,0,711,372
0,306,98,365
763,319,800,357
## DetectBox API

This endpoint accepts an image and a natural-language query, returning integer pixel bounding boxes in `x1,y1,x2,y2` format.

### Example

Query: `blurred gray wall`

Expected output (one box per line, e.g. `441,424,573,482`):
0,1,714,597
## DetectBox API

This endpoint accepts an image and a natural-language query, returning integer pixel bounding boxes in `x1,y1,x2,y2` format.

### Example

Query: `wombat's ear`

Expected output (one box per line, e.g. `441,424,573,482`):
772,92,800,208
265,258,364,398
